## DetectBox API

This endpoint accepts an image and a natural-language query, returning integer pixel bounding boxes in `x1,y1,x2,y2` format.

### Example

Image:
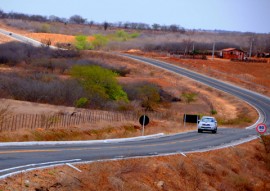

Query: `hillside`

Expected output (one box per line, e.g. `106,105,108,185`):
0,18,269,191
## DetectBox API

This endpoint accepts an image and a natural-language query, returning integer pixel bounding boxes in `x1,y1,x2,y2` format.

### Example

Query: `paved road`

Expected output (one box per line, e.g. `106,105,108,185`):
123,54,270,128
0,128,259,178
0,32,269,179
0,28,57,49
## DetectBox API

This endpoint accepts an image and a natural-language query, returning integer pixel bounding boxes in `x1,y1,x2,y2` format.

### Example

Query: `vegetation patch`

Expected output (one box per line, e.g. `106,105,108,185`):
70,65,129,103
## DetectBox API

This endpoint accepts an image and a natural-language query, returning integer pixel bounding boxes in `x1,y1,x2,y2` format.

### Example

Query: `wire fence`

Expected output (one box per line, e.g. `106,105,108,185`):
0,110,169,131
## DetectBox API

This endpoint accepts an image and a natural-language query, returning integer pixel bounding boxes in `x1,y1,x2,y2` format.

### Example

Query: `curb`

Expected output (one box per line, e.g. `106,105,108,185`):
0,133,165,147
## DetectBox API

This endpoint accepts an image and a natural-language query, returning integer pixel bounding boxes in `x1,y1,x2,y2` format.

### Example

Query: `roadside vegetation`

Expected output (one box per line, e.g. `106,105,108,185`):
0,10,268,191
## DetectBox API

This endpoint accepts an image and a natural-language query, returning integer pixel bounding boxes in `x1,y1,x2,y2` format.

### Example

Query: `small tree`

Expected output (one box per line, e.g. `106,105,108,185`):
103,22,109,30
69,15,86,24
152,23,161,30
74,35,92,50
71,65,128,102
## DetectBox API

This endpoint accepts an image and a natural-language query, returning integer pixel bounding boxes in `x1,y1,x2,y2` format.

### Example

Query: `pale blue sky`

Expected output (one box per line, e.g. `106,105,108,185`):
1,0,270,33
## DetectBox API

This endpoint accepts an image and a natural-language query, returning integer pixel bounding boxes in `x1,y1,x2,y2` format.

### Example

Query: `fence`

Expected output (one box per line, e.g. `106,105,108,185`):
0,110,169,131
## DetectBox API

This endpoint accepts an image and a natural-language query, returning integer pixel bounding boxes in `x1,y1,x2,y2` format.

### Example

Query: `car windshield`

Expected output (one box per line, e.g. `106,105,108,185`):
201,118,214,122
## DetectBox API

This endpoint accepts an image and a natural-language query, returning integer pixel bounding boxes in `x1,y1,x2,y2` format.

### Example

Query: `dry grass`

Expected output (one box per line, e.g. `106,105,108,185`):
26,33,94,46
137,51,270,97
0,120,197,142
1,136,270,191
0,34,14,43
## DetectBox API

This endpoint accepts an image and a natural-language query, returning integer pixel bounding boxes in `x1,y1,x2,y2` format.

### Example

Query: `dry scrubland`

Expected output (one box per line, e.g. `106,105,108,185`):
0,49,258,141
0,18,269,190
1,136,270,191
130,51,270,97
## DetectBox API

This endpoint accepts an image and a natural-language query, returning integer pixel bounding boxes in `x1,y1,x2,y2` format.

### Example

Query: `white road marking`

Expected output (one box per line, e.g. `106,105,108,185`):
0,159,81,173
66,163,82,172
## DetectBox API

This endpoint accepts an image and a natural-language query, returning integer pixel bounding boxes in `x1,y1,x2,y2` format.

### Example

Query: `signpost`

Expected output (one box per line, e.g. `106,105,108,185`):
139,115,149,136
256,123,267,134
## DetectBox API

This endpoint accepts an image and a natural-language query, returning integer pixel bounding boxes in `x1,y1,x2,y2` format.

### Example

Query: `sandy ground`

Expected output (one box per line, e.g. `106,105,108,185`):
0,33,14,43
1,99,76,115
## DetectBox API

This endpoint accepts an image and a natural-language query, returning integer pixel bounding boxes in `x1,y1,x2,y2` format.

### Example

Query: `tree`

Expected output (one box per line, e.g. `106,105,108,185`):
169,24,180,32
152,23,161,30
103,22,109,30
70,65,128,102
69,15,86,24
49,15,65,23
88,20,94,28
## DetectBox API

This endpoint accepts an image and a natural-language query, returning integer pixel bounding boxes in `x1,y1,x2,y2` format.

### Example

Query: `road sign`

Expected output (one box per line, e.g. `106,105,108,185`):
139,115,149,126
139,115,149,136
256,123,267,134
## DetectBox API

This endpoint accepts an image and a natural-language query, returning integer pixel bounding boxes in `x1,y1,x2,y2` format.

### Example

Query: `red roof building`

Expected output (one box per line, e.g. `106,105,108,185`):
221,48,245,60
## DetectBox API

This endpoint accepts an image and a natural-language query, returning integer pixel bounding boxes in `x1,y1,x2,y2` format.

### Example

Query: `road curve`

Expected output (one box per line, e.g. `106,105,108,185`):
0,33,270,179
0,28,57,49
123,54,270,128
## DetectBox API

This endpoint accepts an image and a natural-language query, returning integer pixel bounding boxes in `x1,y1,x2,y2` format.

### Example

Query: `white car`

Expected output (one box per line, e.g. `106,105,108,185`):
198,116,218,133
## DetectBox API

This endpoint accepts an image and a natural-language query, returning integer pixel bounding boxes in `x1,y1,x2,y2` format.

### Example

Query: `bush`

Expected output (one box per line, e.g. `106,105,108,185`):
37,23,51,33
115,30,129,41
70,65,128,103
92,34,108,49
129,32,140,38
123,82,161,111
75,97,89,108
0,72,85,105
211,110,218,115
74,35,92,50
182,92,197,103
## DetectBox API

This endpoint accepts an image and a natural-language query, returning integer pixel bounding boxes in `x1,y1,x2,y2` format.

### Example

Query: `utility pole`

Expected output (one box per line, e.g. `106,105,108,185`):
212,42,215,60
249,38,254,57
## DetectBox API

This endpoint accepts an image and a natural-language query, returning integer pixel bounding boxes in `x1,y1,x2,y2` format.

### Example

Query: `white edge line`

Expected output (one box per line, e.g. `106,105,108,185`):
1,135,263,181
0,133,165,147
0,159,81,173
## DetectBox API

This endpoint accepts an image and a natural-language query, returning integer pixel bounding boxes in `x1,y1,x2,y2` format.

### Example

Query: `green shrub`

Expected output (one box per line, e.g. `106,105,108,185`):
75,35,92,50
129,32,140,38
182,92,197,103
92,34,108,49
211,110,218,115
71,65,128,102
115,30,129,41
75,97,89,108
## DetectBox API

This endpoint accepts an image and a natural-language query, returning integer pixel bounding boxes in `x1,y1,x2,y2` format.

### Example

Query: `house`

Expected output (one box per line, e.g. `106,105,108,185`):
220,48,246,60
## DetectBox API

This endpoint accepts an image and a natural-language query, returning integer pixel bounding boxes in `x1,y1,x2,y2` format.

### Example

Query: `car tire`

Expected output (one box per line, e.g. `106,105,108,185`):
212,129,217,134
198,129,202,133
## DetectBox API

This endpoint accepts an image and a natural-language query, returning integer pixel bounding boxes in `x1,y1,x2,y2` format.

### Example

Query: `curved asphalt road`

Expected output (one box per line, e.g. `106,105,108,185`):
0,30,269,179
0,28,57,49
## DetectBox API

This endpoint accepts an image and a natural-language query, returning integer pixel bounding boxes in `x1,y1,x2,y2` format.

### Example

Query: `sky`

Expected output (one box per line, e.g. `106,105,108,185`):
1,0,270,33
